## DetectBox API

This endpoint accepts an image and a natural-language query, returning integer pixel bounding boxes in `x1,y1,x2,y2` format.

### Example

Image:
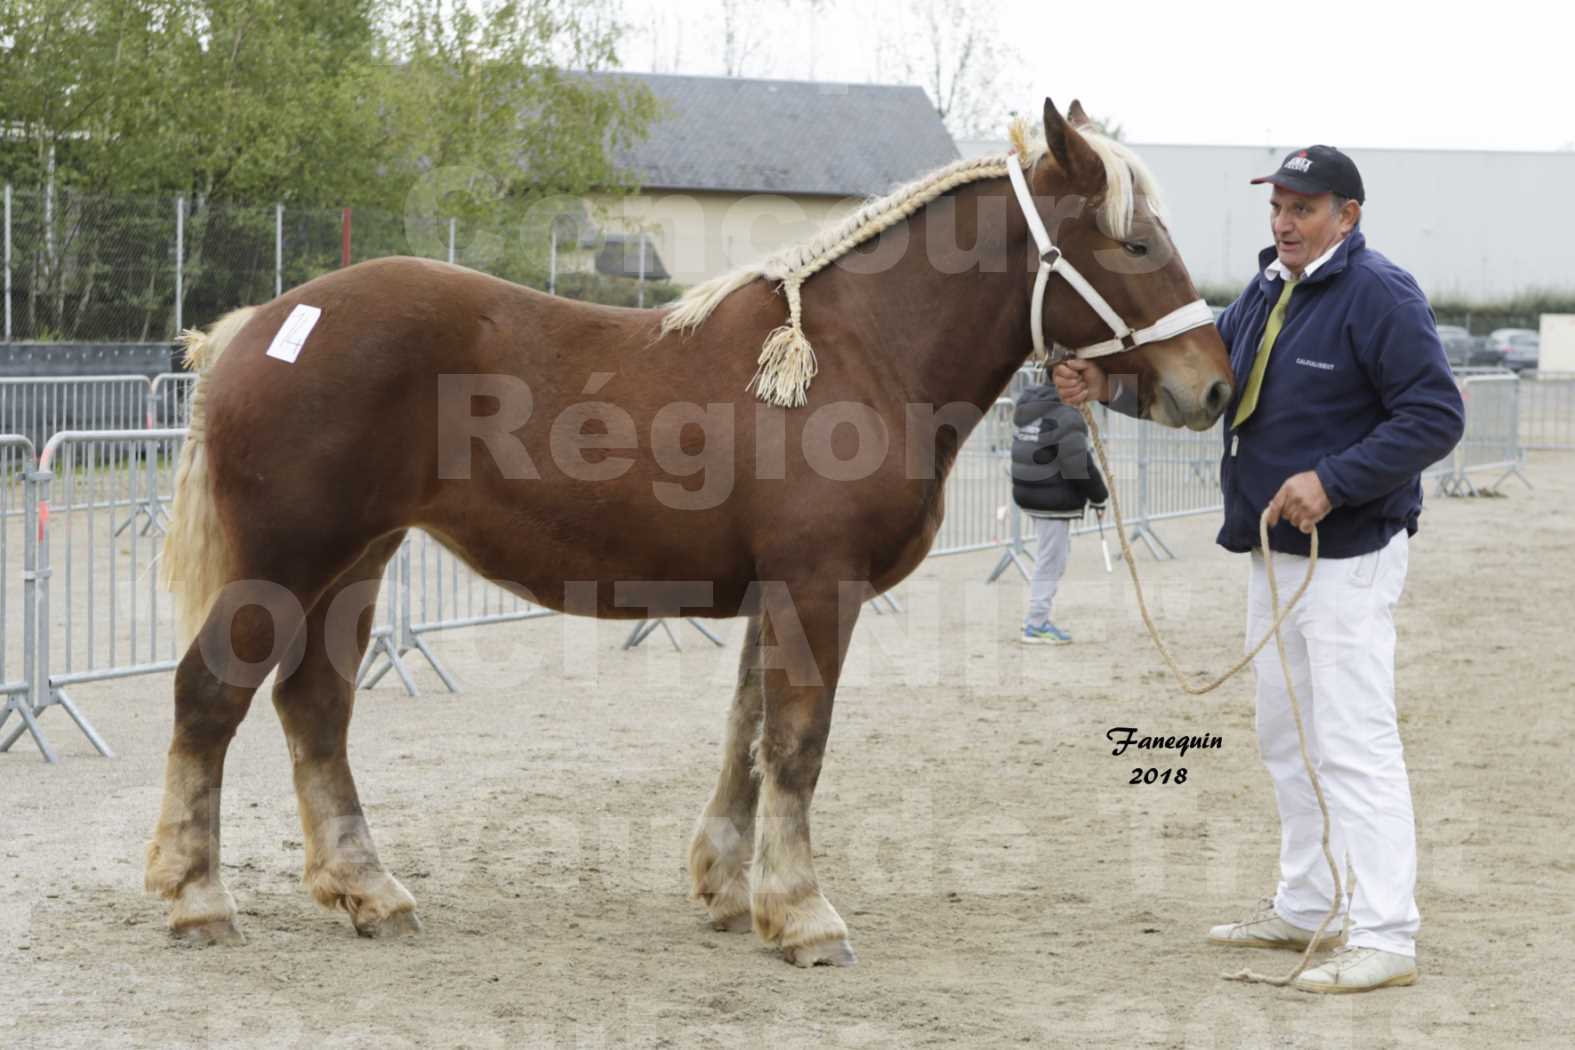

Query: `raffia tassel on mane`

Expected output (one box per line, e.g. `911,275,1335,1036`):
749,275,818,407
660,116,1163,408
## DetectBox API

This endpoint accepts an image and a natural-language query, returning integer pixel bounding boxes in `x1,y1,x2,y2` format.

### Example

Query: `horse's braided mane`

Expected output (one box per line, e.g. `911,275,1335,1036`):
660,117,1165,408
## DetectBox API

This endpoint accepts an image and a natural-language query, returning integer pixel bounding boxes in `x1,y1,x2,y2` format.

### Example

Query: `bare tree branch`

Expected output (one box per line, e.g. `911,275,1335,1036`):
885,0,1018,139
720,0,763,77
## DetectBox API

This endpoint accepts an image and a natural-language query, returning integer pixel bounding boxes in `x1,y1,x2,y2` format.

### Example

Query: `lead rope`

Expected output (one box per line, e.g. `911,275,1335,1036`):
1077,402,1346,986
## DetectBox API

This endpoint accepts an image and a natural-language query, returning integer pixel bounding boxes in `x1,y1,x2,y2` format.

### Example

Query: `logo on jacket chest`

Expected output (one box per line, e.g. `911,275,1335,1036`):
1294,357,1336,372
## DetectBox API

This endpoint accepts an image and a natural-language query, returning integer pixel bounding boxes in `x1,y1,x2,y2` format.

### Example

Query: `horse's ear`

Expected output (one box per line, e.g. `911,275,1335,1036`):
1067,99,1092,128
1043,97,1104,191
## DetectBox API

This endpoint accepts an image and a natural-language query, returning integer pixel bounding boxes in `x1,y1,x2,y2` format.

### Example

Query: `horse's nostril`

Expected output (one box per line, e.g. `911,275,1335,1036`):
1205,380,1231,416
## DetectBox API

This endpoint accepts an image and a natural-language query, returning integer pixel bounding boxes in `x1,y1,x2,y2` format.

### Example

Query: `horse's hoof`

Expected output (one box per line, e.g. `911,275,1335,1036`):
171,918,246,947
711,910,753,933
357,909,422,939
783,937,857,968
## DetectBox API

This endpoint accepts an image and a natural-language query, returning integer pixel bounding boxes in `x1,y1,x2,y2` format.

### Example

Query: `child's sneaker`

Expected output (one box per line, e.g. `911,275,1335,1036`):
1021,622,1072,645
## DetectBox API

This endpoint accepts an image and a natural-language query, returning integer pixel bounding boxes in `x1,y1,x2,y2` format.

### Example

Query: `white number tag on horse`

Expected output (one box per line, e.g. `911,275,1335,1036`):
265,304,323,364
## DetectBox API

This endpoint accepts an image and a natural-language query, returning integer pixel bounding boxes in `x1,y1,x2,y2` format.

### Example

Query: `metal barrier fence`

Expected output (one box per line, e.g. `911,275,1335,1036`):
358,531,557,696
0,376,151,453
1072,404,1218,561
1521,371,1575,450
26,430,190,758
0,372,196,473
930,398,1018,558
1440,373,1528,494
0,437,44,758
939,381,1224,571
0,362,1563,760
354,551,408,693
150,372,198,429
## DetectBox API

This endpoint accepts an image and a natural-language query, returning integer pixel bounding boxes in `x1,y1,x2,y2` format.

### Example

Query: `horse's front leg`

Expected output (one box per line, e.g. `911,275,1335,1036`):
689,616,765,932
750,582,860,967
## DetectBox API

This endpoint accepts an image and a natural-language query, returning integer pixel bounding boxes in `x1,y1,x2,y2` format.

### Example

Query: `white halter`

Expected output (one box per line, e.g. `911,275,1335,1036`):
1005,152,1215,364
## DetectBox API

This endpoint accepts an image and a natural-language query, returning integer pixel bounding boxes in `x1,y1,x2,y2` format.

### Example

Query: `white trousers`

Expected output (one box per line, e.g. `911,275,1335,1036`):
1248,528,1420,957
1026,517,1071,627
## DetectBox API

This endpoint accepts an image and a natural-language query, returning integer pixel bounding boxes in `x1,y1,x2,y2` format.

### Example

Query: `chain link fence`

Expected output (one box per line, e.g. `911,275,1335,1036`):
5,187,176,342
1,184,680,344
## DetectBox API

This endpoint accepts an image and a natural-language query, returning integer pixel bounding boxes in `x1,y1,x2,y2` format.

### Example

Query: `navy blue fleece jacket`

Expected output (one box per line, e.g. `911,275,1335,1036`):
1212,230,1464,556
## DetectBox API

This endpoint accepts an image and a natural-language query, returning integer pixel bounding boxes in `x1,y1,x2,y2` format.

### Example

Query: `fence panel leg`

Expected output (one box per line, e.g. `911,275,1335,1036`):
986,506,1032,583
411,635,461,691
52,688,113,757
0,696,59,764
682,618,724,647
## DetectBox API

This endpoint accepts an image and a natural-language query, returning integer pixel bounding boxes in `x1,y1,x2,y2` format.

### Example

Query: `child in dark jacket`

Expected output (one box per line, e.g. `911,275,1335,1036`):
1010,383,1109,644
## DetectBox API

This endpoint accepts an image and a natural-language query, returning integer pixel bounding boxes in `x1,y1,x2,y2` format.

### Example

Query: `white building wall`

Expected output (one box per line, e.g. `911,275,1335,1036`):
960,139,1575,300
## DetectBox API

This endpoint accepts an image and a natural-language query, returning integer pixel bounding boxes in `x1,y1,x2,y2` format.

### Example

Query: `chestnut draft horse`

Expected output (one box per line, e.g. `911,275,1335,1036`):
147,99,1231,965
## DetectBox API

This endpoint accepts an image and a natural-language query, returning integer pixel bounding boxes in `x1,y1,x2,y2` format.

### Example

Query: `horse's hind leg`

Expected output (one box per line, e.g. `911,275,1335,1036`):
689,615,765,932
146,588,310,945
270,533,419,938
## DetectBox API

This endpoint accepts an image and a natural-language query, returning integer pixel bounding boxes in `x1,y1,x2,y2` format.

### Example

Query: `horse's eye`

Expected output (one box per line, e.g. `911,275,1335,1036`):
1122,241,1149,257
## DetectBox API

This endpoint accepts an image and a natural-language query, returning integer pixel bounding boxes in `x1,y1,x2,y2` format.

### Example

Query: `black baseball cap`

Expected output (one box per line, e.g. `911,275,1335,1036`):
1251,145,1365,203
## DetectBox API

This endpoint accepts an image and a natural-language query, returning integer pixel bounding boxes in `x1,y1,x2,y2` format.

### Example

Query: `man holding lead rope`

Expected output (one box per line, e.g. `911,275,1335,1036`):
1055,145,1464,993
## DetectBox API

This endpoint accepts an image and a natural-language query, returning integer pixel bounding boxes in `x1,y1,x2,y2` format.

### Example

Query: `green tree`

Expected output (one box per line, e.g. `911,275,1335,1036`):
375,0,656,283
0,0,382,201
0,0,656,334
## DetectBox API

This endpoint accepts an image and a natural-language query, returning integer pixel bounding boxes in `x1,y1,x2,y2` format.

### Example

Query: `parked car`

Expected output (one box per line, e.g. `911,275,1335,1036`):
1467,339,1508,368
1486,328,1540,372
1435,324,1478,368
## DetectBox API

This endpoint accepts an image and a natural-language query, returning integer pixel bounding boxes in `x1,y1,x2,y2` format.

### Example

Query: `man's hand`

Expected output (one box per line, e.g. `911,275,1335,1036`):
1265,471,1332,534
1052,359,1110,406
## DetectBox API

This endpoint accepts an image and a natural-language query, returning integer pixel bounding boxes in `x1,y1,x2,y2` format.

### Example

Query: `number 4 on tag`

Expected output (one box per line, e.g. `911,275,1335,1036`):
266,304,323,364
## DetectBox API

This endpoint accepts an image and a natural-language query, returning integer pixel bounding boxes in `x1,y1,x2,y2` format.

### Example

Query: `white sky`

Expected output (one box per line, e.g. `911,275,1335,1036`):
616,0,1575,152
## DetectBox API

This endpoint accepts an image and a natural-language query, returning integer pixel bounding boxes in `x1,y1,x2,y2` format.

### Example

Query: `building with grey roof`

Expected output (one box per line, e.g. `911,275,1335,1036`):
602,72,959,197
574,72,958,287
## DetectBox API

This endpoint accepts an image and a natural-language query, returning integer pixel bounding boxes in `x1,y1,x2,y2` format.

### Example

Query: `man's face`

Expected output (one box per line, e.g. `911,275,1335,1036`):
1268,187,1352,276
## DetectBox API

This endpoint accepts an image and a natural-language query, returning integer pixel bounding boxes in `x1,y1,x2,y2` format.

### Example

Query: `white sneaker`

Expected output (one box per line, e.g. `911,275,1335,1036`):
1292,946,1418,994
1206,897,1346,951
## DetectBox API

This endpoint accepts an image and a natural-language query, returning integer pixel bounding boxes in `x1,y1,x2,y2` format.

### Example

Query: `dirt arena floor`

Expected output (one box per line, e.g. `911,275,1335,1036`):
3,452,1572,1049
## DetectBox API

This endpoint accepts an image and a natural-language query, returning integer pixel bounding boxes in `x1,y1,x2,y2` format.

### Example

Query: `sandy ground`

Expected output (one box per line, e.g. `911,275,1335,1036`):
2,452,1573,1049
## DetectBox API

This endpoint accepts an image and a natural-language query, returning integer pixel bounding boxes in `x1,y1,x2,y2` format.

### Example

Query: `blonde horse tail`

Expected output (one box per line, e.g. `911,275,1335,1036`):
163,306,257,646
